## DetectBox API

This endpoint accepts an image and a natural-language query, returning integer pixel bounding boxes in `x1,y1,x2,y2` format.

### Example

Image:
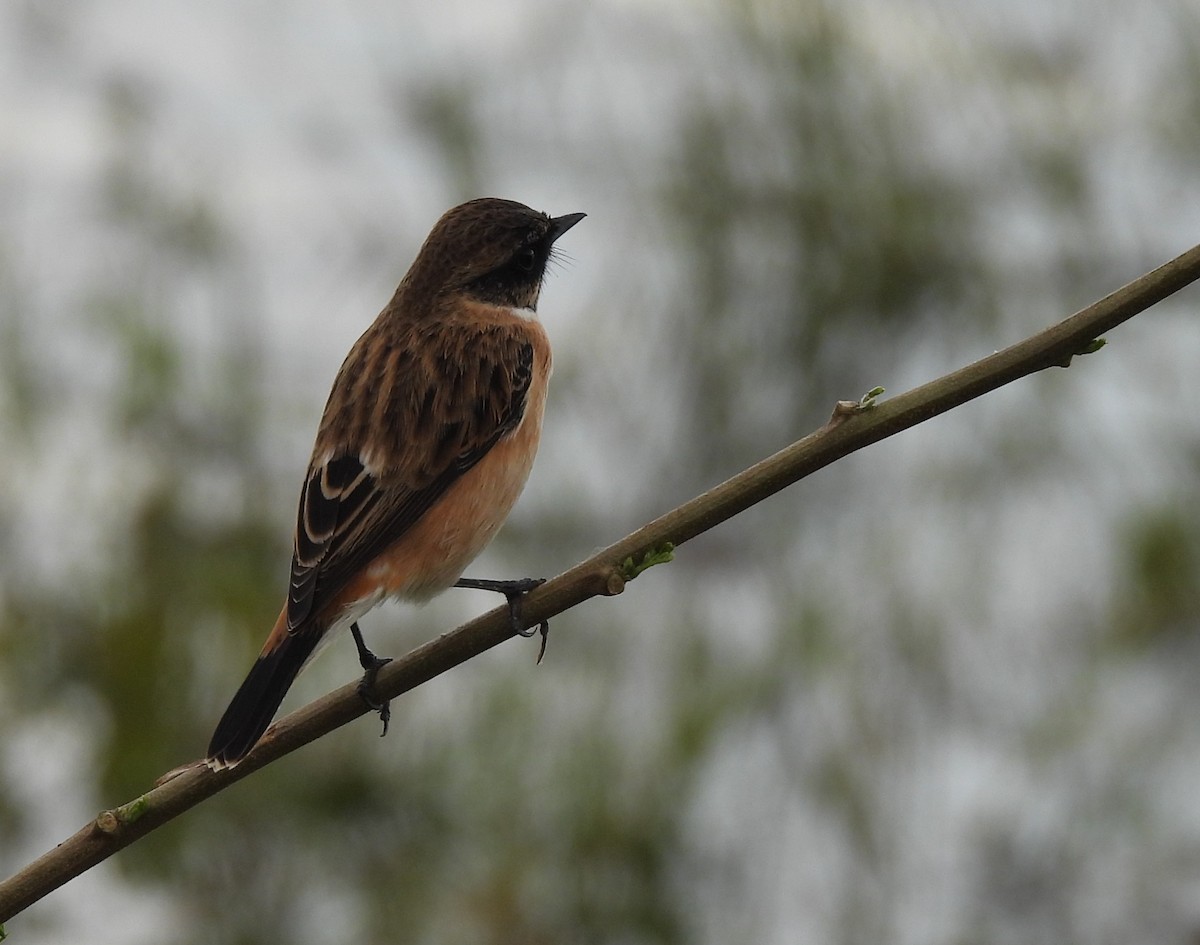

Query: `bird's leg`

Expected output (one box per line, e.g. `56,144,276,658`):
350,622,391,737
454,577,543,634
455,576,551,662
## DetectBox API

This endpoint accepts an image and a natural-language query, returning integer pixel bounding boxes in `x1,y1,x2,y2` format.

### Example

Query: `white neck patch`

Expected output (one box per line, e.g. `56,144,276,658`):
511,305,539,321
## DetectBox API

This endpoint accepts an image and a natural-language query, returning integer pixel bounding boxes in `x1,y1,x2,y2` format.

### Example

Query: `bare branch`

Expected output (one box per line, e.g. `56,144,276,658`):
3,242,1200,926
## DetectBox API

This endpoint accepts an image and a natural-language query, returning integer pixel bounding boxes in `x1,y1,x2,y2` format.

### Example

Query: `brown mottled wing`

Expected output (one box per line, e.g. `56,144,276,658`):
285,324,536,631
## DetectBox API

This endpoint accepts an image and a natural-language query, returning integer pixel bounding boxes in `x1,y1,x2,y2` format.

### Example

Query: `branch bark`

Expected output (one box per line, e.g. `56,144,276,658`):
3,242,1200,926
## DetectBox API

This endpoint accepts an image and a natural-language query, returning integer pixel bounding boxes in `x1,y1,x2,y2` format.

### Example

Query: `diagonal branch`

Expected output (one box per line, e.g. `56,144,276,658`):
3,242,1200,926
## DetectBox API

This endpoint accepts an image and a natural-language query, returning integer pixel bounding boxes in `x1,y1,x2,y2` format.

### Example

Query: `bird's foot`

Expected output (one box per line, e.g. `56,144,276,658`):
455,576,551,663
350,622,392,737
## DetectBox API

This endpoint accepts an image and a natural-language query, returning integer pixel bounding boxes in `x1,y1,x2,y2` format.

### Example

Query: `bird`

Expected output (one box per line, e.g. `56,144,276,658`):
206,197,585,769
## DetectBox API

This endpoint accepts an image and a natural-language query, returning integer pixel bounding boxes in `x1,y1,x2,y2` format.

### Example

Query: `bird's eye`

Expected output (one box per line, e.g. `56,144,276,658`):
515,247,536,272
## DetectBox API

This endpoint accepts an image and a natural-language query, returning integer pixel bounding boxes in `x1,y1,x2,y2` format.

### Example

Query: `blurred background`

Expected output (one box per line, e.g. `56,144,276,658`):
2,0,1200,942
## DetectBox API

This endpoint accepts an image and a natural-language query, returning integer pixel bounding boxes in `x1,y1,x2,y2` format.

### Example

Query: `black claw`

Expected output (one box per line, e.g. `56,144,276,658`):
350,622,392,737
535,620,550,664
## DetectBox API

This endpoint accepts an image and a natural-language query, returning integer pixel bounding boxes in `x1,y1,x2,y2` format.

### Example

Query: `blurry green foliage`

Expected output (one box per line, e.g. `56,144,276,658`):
664,7,990,475
1112,506,1200,648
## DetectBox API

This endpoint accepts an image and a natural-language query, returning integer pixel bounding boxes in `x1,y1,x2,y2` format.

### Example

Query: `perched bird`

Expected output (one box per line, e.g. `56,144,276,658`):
207,198,585,768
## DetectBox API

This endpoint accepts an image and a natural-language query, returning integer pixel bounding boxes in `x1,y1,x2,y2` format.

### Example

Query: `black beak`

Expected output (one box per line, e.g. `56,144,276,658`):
547,212,586,243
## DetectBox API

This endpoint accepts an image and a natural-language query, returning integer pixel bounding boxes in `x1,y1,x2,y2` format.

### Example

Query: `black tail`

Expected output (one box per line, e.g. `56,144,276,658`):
207,631,318,769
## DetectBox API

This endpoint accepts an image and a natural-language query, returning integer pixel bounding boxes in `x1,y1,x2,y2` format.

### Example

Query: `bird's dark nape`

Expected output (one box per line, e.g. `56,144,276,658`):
206,632,318,768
